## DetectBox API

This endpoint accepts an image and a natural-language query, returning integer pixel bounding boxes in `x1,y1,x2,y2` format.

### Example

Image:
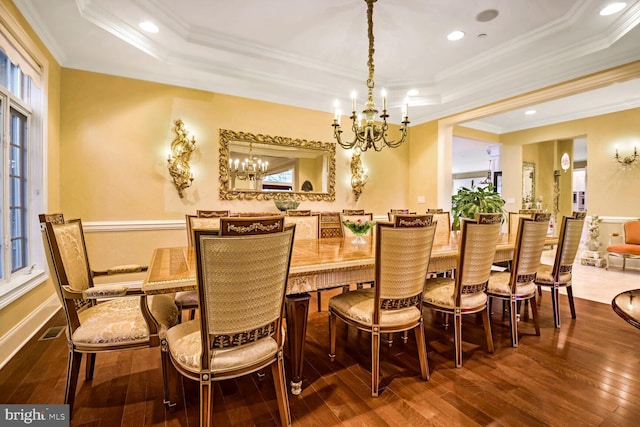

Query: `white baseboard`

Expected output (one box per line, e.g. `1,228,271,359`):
0,294,61,370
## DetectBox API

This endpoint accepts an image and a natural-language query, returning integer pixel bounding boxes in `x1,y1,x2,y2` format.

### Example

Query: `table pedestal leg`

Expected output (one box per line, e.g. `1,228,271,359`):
285,293,310,395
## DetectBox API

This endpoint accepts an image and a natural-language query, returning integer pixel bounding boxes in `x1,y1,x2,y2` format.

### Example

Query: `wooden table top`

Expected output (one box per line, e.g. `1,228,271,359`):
142,232,557,295
612,289,640,329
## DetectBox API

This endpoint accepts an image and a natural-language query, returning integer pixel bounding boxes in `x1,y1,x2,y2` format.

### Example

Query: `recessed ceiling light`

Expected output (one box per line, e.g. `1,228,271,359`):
476,9,499,22
139,21,159,33
407,89,419,96
525,110,537,115
447,31,465,41
599,2,626,16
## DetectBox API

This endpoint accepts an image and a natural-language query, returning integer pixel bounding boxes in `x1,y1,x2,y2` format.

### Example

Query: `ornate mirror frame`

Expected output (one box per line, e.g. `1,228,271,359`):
219,129,336,201
522,161,536,205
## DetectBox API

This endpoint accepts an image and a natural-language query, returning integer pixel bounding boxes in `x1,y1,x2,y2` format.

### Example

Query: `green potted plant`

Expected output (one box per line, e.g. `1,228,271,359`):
451,182,506,230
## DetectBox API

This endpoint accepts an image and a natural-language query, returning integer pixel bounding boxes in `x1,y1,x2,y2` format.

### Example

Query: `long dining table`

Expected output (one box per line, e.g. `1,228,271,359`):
142,231,556,395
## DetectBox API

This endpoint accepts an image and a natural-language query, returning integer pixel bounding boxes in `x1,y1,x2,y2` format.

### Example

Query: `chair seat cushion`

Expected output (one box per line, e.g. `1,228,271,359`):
328,288,421,327
423,278,487,309
606,244,640,256
175,290,199,308
487,272,537,297
533,263,571,286
74,295,178,347
165,320,279,375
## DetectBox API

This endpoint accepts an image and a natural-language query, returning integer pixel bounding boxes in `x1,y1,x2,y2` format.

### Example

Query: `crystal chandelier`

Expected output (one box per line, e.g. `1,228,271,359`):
332,0,409,152
229,142,268,182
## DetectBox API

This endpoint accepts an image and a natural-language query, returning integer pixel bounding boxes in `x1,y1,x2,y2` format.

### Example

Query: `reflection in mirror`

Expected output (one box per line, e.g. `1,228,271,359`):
522,162,536,208
219,129,336,201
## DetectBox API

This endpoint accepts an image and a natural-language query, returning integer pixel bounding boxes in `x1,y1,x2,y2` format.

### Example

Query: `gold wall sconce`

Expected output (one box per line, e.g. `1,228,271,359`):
614,144,638,170
167,119,196,198
350,148,368,201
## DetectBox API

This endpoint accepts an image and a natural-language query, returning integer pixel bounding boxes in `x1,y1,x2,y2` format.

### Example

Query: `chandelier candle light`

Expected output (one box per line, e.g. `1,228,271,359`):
332,0,409,152
229,142,269,190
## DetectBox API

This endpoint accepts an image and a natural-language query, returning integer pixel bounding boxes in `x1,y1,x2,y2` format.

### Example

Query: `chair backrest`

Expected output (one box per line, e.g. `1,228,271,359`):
387,209,412,222
340,212,374,236
509,211,533,235
186,215,222,246
197,210,230,218
427,208,444,213
286,209,311,216
236,212,282,217
373,215,436,323
193,221,295,363
431,211,451,242
219,216,285,236
284,214,319,240
623,220,640,244
551,213,586,279
319,212,343,238
508,212,551,292
342,209,365,215
454,213,502,305
40,216,94,332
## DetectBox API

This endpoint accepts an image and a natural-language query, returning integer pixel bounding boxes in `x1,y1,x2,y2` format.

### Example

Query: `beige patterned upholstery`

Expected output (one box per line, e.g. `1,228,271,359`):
284,214,319,240
329,215,436,397
423,213,502,368
488,212,550,346
165,221,294,427
534,213,586,328
39,215,179,416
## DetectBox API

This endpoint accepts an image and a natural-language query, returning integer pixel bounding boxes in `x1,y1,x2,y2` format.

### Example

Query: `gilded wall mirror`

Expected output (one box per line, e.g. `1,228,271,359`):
219,129,336,201
522,161,536,206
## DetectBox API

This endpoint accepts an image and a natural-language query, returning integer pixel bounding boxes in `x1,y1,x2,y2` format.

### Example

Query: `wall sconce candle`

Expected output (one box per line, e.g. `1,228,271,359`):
350,148,368,201
167,119,196,198
614,144,638,170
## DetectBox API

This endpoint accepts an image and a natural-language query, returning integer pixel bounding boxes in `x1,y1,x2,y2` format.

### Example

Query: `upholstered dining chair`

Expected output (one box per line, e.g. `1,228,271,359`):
487,212,550,347
423,213,502,368
165,216,295,427
196,209,230,218
387,209,408,221
39,214,179,416
319,211,344,238
342,209,365,215
534,212,586,328
286,209,311,216
328,214,436,396
179,214,225,322
284,213,319,240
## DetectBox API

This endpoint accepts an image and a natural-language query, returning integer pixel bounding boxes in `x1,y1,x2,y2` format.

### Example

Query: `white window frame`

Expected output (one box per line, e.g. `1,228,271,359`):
0,9,48,309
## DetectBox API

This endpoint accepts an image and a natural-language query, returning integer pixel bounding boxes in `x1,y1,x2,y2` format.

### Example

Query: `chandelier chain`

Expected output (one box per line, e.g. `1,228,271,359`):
332,0,409,152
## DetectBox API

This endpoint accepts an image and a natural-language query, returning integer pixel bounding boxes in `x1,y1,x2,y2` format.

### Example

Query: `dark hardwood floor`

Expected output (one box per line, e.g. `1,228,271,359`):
1,290,639,426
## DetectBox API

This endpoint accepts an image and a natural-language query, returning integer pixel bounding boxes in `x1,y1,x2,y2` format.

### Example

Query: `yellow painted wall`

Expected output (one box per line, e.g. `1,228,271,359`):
60,69,410,221
0,0,60,340
408,120,439,210
501,108,640,217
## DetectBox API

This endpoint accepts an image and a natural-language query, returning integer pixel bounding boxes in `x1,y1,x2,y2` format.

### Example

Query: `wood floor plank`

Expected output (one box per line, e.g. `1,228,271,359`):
3,286,640,426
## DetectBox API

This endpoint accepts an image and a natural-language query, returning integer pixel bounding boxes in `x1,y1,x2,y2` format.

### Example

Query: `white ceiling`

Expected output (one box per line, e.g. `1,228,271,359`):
14,0,640,131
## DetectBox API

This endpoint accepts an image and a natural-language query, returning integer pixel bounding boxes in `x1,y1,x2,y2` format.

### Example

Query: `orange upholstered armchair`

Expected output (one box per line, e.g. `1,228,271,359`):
606,220,640,271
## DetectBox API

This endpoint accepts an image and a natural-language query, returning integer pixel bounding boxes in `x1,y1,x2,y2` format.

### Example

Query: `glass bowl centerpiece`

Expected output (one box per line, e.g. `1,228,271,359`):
342,219,375,245
274,200,300,212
